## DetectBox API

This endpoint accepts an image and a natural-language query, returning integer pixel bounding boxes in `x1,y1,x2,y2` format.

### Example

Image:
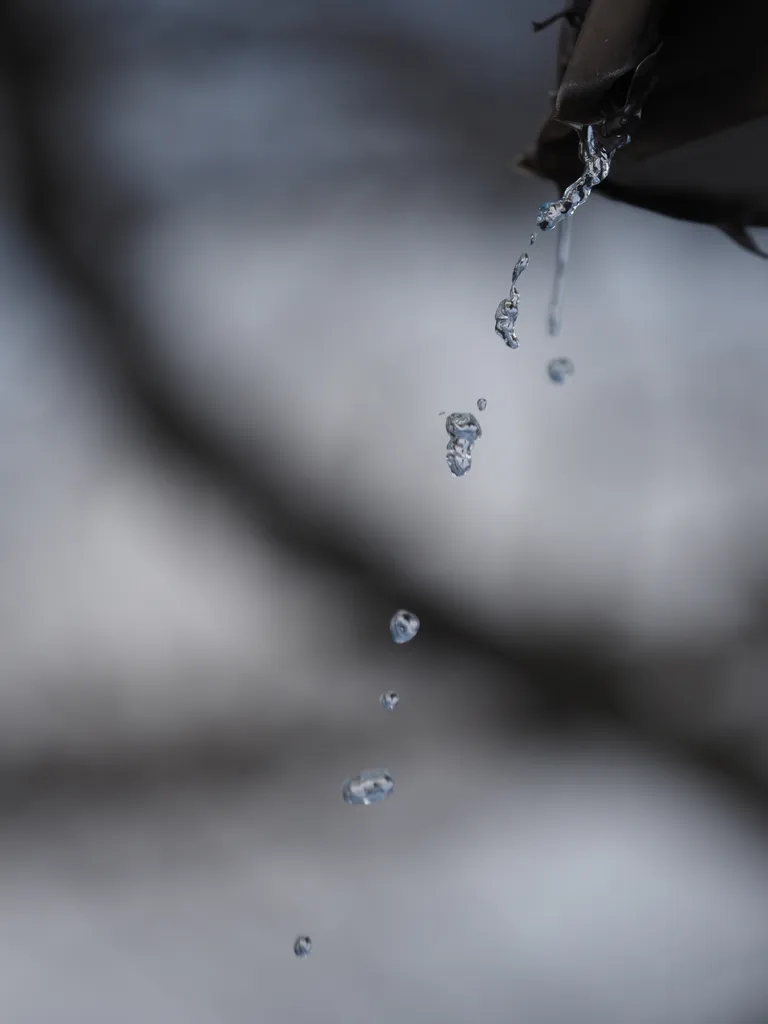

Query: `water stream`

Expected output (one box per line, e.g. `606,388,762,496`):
495,123,630,347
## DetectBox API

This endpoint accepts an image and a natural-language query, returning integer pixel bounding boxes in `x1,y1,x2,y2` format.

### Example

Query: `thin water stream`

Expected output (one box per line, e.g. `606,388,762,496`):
495,123,631,346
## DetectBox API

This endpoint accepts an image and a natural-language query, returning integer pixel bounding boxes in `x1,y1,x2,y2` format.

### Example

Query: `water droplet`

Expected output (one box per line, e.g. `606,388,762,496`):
511,251,529,282
445,412,482,477
446,445,472,477
342,770,394,806
294,936,312,958
390,609,420,644
445,412,482,443
494,298,519,349
530,232,538,246
380,690,400,711
494,251,530,349
476,397,487,412
438,410,445,416
548,215,573,337
547,357,574,383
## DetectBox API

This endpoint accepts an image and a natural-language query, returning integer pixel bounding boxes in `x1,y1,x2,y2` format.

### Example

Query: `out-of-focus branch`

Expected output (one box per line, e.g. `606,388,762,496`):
0,5,766,821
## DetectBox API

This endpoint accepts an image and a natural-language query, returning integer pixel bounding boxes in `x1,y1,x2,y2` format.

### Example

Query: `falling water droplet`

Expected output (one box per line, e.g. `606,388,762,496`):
380,690,400,711
548,215,573,337
342,770,395,805
494,251,531,349
530,232,538,246
445,412,483,477
446,412,482,443
294,936,312,958
477,397,487,412
390,609,420,644
446,444,472,477
512,252,529,282
547,357,574,383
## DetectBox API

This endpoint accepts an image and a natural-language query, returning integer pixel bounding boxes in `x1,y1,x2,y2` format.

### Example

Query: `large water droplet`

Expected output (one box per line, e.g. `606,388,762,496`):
294,936,312,958
494,297,519,349
547,357,574,383
446,445,472,477
390,609,420,644
476,397,487,412
446,412,482,443
380,690,400,711
342,770,395,805
494,250,531,349
445,412,483,477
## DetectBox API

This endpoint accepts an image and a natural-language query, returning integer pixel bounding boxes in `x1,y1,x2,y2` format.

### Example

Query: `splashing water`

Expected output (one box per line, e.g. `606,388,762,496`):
547,357,574,383
294,936,313,958
445,412,482,477
390,609,420,644
476,397,487,412
380,690,400,711
342,770,395,806
547,215,573,336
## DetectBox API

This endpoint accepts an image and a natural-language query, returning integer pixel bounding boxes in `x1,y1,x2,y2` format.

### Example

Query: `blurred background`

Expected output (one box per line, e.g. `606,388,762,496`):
0,1,768,1021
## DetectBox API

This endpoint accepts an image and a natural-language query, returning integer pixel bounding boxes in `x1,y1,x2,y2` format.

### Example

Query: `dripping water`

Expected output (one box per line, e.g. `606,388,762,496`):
495,122,630,347
536,124,629,232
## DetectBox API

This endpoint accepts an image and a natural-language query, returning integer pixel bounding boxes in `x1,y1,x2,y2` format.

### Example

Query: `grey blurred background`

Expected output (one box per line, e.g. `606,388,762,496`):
0,1,767,1022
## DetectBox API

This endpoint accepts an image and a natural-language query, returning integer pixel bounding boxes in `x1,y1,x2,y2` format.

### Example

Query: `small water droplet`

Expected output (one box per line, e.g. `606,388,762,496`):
380,690,400,711
438,410,445,416
390,609,420,644
342,770,394,806
547,357,574,383
476,397,487,412
294,936,312,958
530,232,538,246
